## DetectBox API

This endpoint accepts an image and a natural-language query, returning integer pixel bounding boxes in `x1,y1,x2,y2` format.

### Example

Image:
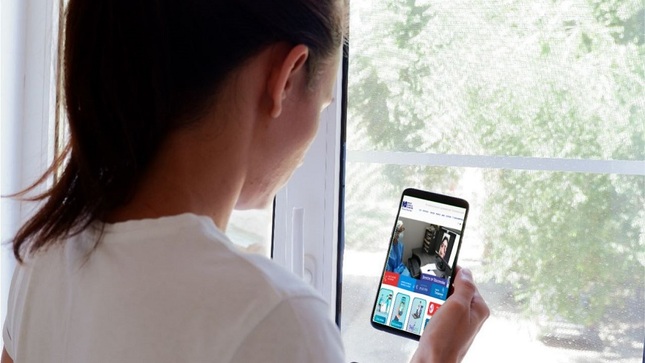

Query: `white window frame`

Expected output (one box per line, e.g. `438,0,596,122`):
347,151,645,176
273,57,345,321
1,0,60,328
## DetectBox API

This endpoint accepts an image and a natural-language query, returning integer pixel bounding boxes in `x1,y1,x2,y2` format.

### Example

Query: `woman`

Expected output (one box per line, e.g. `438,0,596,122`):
438,237,449,260
2,0,489,362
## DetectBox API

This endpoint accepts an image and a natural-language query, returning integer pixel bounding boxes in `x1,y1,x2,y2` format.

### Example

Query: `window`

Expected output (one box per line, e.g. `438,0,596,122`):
340,1,644,362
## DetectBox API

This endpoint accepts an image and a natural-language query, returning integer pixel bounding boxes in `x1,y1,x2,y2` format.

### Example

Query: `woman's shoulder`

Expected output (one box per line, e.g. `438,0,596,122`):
239,252,323,301
4,213,340,362
96,213,323,302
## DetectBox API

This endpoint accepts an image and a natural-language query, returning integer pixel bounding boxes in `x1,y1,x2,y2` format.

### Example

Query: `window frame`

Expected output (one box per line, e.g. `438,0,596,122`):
0,0,61,329
272,50,346,321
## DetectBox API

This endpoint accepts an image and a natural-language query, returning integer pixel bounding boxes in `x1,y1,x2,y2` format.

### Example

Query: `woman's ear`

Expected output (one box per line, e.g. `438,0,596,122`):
268,44,309,118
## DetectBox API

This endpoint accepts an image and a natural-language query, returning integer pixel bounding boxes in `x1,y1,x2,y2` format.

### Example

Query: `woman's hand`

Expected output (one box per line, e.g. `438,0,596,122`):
411,267,490,363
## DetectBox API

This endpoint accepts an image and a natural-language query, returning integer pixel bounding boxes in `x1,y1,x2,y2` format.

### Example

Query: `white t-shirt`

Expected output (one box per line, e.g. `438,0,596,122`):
3,213,345,362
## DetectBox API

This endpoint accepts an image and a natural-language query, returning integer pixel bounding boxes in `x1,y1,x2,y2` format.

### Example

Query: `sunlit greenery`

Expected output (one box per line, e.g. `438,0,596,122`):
346,0,644,332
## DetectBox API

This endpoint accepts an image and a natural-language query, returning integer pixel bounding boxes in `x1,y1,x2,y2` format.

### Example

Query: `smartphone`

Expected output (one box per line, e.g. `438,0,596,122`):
370,188,469,340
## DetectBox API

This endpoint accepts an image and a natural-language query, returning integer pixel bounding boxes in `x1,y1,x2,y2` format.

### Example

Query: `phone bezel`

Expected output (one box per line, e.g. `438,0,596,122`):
369,188,470,341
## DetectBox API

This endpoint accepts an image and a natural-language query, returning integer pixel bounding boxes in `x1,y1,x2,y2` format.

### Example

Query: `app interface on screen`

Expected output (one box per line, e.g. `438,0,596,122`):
373,195,467,337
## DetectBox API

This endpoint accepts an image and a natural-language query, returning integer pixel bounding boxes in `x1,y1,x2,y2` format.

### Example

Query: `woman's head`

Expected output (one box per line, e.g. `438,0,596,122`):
63,0,345,181
13,0,346,261
439,237,449,258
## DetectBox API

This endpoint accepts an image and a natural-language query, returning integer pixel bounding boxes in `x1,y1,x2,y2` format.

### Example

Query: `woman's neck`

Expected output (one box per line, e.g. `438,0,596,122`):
105,115,251,231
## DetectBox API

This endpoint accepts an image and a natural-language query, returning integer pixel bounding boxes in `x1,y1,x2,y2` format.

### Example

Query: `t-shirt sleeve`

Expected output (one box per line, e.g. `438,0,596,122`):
229,295,345,363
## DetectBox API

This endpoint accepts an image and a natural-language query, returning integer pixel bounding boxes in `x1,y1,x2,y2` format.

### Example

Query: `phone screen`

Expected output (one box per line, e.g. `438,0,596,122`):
371,188,469,340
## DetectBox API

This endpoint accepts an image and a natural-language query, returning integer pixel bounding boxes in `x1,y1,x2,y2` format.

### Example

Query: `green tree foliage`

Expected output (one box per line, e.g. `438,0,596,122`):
467,0,644,324
346,0,644,327
482,171,644,325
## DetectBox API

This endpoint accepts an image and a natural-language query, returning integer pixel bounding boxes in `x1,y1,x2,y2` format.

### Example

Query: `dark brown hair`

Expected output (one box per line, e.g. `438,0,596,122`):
11,0,345,262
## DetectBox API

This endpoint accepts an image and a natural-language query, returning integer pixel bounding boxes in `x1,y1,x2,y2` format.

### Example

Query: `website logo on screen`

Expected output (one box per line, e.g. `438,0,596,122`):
402,201,413,212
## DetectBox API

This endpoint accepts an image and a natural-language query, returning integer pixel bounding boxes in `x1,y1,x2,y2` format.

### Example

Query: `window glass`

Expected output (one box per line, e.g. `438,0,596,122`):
341,1,644,362
346,0,644,160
